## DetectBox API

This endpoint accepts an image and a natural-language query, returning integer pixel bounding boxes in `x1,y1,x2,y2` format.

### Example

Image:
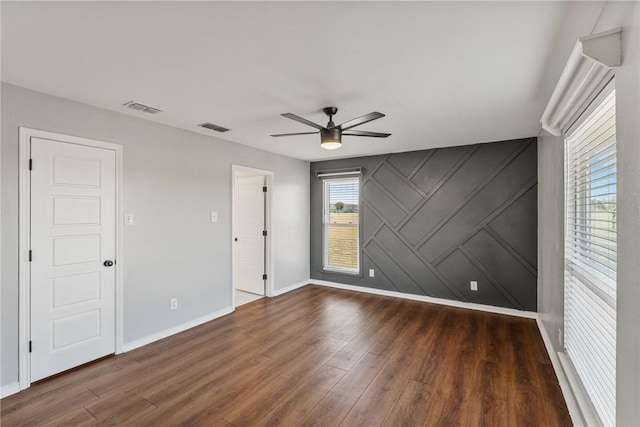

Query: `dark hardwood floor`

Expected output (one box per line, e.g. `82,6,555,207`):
1,285,571,426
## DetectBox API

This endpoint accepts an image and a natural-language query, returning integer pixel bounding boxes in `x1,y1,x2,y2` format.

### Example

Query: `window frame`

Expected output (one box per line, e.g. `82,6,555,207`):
563,78,617,427
321,176,361,275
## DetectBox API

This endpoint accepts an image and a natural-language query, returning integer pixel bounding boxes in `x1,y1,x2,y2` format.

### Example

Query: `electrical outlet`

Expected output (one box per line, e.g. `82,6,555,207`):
125,214,134,225
369,269,375,277
170,298,178,310
470,281,478,291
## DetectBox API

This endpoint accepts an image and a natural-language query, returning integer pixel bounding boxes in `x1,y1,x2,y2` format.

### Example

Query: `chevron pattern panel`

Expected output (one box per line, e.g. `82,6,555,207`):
310,137,538,311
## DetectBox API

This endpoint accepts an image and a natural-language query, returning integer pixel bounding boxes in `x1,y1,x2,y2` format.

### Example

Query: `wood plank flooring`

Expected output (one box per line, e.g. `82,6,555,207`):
1,285,572,426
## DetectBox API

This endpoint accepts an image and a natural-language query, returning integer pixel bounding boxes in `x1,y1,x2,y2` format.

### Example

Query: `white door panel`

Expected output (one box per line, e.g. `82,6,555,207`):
52,235,101,266
52,156,102,186
233,175,265,295
53,196,101,225
30,137,116,382
52,272,101,307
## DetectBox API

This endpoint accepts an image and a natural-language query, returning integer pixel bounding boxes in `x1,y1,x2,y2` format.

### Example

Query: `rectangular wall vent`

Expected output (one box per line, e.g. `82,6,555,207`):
198,122,230,133
123,101,163,114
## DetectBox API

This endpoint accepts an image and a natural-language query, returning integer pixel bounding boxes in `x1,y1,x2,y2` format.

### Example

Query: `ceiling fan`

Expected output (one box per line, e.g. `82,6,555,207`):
271,107,391,150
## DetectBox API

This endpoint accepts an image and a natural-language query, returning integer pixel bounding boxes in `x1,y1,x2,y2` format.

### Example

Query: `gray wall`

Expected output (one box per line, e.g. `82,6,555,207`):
1,83,310,387
537,131,564,353
536,2,640,424
311,137,538,311
591,3,640,425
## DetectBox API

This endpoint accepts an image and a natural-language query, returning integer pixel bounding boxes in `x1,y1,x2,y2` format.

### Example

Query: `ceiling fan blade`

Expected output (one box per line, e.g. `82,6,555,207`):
270,131,319,137
338,112,385,131
342,130,391,138
281,113,325,130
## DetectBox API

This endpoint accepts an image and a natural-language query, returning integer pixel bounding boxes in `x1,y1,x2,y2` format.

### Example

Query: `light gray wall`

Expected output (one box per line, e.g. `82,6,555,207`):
597,3,640,425
311,137,538,311
1,83,310,387
536,2,640,425
536,131,564,354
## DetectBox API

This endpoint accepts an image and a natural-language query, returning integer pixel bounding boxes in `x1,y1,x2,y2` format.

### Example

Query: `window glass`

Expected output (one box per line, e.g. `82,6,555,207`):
323,177,360,273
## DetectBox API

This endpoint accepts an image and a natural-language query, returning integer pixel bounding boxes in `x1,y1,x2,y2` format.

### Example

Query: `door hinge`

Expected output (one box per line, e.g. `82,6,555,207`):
29,159,33,171
29,341,32,353
28,250,32,262
262,274,267,280
262,230,267,237
262,186,267,193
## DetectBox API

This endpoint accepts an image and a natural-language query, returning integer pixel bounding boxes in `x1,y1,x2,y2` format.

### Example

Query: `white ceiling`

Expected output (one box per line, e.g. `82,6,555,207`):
1,1,605,161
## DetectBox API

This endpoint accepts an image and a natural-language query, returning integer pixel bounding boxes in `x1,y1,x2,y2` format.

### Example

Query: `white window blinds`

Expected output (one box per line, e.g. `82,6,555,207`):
564,82,616,427
323,177,360,273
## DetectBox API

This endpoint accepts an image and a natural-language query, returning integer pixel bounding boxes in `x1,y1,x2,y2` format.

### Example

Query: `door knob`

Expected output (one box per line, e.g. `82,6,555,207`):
103,260,114,267
234,238,238,242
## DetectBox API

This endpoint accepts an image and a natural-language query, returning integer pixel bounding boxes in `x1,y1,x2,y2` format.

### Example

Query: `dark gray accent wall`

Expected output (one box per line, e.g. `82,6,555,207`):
310,137,538,311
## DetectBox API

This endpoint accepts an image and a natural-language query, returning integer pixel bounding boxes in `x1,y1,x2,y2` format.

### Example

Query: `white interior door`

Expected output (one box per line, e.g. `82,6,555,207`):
30,137,116,382
234,175,266,295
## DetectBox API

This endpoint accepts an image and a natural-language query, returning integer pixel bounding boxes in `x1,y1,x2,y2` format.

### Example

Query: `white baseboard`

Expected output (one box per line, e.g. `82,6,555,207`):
536,318,585,427
1,382,21,399
272,279,310,297
558,351,604,427
122,306,234,352
310,279,537,319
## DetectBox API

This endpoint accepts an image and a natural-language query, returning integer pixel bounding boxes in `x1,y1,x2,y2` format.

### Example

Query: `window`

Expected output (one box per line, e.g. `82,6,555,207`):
323,177,360,274
564,81,616,427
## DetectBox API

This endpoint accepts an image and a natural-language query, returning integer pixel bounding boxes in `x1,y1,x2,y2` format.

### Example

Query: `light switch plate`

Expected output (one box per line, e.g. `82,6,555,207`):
210,212,218,223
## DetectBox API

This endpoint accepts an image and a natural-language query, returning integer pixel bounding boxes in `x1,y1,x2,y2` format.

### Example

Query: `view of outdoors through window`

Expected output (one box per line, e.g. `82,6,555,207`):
324,178,359,272
567,88,617,286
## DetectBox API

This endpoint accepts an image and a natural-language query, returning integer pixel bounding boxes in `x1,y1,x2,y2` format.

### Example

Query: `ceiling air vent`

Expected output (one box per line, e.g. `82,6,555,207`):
123,101,163,114
198,122,230,133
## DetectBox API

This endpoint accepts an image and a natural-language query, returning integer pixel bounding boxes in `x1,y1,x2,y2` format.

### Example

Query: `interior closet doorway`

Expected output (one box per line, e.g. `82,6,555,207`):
232,166,273,307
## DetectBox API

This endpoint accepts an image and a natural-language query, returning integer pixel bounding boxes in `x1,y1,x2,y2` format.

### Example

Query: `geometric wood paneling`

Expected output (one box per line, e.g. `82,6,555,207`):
311,137,538,311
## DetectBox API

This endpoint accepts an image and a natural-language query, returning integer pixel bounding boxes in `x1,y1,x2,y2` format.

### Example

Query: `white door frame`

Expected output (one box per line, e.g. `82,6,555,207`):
18,127,124,390
231,165,274,308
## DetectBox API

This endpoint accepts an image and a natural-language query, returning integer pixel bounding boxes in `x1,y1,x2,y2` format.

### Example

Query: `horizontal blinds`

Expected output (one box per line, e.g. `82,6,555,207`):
323,178,360,273
564,82,616,427
324,178,360,222
565,272,617,425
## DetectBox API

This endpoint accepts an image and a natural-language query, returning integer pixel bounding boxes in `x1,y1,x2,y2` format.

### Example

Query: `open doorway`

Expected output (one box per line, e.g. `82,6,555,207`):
232,165,273,307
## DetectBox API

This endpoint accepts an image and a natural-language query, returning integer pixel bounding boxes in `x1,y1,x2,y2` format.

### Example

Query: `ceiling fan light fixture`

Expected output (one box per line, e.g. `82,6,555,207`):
321,140,342,150
320,127,342,150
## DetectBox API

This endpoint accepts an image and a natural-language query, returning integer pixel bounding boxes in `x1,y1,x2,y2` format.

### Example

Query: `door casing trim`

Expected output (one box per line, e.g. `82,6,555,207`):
18,127,124,390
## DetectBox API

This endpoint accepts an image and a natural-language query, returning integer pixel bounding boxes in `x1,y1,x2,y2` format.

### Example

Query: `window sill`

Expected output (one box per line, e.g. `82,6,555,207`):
321,268,362,278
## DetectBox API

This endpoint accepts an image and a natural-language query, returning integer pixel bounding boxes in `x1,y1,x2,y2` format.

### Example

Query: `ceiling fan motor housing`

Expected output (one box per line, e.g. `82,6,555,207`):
321,127,341,140
320,127,342,149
